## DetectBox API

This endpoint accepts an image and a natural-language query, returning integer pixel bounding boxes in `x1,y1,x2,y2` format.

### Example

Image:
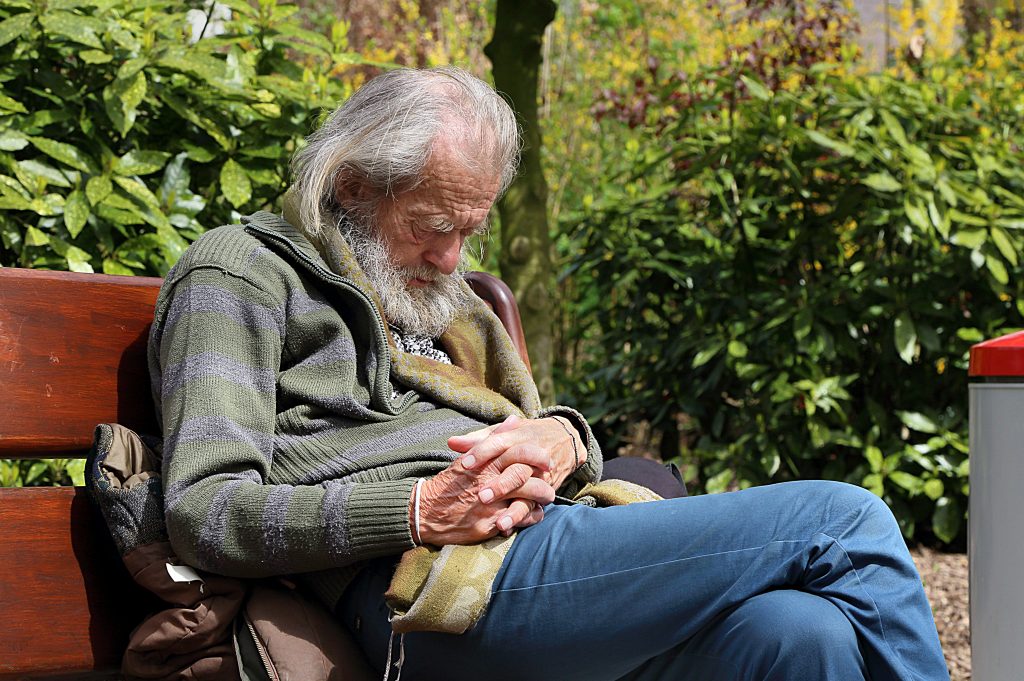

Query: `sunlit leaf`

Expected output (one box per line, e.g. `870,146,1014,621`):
0,12,33,49
115,150,171,176
28,137,98,174
862,172,901,192
64,190,89,237
897,411,939,433
894,313,916,364
219,159,252,208
86,175,112,205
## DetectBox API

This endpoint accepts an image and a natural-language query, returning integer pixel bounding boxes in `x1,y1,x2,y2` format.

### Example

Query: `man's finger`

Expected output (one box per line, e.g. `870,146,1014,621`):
454,415,523,464
447,423,500,453
478,462,534,503
479,468,555,506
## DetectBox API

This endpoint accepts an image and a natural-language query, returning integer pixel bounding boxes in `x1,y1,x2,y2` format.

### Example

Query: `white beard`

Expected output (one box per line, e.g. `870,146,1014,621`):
338,218,469,339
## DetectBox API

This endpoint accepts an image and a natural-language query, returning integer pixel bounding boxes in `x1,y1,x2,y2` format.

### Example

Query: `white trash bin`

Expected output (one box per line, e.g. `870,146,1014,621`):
969,330,1024,681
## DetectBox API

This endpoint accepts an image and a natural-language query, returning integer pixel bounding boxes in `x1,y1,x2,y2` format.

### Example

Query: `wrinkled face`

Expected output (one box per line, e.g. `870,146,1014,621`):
337,139,501,337
376,141,501,284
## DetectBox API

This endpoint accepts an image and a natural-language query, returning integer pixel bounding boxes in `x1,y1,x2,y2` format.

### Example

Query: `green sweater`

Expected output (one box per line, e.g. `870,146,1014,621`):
147,211,602,608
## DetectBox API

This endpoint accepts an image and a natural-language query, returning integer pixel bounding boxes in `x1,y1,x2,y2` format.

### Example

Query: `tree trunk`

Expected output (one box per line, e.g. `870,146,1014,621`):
961,0,996,53
485,0,557,403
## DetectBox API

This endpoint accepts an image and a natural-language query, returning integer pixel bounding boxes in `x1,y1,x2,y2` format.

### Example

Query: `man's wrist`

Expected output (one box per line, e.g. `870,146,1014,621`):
548,416,585,471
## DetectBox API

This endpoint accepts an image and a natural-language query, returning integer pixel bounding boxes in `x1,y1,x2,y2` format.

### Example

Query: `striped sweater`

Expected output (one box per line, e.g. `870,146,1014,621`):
147,210,602,608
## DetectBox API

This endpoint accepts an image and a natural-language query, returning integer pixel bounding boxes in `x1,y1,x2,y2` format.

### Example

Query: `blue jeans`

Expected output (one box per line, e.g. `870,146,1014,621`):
339,481,949,681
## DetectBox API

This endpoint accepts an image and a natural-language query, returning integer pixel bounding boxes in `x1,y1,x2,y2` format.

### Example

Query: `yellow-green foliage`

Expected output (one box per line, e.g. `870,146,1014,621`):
551,5,1024,545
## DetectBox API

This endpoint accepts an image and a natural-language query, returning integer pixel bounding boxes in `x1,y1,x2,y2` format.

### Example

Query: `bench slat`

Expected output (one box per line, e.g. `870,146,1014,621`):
0,487,156,680
0,269,162,457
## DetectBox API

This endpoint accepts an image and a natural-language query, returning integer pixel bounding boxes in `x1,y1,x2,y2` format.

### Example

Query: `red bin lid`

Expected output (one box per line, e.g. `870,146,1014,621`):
970,330,1024,377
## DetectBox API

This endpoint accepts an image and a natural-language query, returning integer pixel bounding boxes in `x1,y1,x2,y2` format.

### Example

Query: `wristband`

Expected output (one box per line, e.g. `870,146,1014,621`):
551,417,582,471
412,478,425,545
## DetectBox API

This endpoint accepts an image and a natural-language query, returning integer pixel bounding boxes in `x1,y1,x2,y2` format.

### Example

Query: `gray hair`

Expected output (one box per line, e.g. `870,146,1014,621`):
291,66,521,238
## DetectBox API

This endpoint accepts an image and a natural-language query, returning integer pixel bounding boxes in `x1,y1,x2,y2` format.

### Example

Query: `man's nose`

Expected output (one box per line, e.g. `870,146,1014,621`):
423,233,464,275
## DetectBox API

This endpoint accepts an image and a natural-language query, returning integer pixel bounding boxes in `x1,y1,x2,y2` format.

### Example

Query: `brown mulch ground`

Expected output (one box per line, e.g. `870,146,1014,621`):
910,546,969,681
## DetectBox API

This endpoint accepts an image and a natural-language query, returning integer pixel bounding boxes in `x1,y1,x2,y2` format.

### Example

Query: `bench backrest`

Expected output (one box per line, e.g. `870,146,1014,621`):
0,266,528,679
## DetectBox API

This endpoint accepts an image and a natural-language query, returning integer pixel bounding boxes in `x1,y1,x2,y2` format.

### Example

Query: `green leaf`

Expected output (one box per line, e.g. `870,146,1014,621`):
25,225,49,246
793,308,812,341
28,137,98,174
879,110,908,147
65,245,93,272
806,129,855,157
897,410,939,433
79,49,112,64
692,346,720,368
740,75,772,101
181,141,217,163
86,175,112,205
0,92,28,114
0,193,30,210
156,51,231,88
0,129,28,151
727,340,748,358
117,57,148,80
949,209,988,227
17,159,75,189
862,473,884,497
951,227,986,249
705,468,734,494
64,189,89,237
931,497,961,544
0,12,33,49
995,217,1024,230
894,312,916,364
904,199,930,231
888,471,922,493
865,445,883,472
39,11,103,49
103,72,147,137
115,150,171,176
65,458,86,486
219,159,251,208
923,478,944,501
862,172,902,192
990,227,1018,266
112,176,162,211
986,255,1009,284
102,258,136,276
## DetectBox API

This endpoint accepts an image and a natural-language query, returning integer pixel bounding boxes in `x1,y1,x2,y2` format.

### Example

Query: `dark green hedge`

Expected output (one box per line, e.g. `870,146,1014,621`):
563,64,1024,545
0,0,367,277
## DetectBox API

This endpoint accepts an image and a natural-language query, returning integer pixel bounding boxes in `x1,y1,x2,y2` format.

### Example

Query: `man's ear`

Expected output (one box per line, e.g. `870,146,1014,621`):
333,174,379,209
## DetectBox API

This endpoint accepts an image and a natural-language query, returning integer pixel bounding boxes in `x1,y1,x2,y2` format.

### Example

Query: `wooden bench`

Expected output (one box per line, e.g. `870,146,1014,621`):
0,266,529,680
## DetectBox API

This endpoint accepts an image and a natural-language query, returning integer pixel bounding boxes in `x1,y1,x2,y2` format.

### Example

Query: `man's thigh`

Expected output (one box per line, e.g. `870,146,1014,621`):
343,482,871,680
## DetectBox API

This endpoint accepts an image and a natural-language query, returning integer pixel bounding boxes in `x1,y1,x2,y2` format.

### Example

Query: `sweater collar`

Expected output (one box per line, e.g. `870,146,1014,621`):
240,195,543,422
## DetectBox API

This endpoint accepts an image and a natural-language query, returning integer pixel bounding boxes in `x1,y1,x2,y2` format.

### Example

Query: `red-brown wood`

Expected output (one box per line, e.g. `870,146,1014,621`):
0,486,157,680
0,269,162,457
464,271,532,373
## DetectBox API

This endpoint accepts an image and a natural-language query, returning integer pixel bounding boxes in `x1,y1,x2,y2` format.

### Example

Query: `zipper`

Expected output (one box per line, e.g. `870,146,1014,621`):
243,609,280,681
244,218,414,414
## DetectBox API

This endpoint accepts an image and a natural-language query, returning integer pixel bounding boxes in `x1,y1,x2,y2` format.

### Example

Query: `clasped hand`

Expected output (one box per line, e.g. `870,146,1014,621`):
412,415,585,546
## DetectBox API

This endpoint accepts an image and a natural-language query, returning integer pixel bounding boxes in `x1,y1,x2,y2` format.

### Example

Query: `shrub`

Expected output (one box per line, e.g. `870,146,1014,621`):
562,61,1024,545
0,0,361,276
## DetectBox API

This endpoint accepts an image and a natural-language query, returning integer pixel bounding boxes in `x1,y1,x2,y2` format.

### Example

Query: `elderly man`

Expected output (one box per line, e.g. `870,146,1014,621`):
149,67,949,680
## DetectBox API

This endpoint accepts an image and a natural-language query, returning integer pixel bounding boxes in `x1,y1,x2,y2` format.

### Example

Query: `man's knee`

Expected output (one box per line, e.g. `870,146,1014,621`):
788,480,900,534
728,590,865,679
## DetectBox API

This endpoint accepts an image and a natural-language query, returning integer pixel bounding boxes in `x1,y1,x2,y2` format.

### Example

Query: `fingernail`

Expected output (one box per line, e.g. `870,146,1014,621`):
462,455,475,468
549,458,555,470
498,516,513,530
480,488,494,503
